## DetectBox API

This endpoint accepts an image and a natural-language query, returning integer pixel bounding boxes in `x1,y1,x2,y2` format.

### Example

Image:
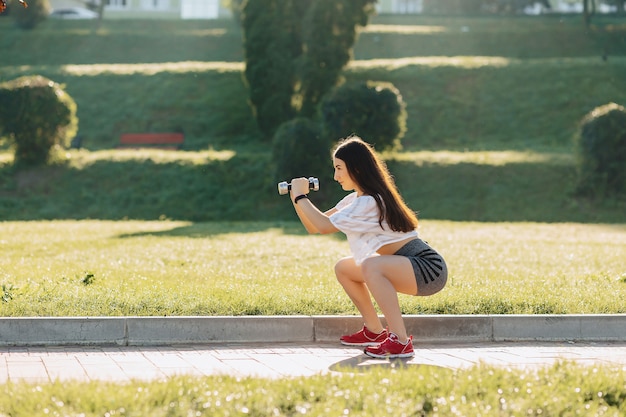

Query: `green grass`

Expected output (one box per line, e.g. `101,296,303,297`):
0,19,246,65
2,148,625,223
2,15,626,222
1,220,625,316
1,362,625,416
356,14,626,59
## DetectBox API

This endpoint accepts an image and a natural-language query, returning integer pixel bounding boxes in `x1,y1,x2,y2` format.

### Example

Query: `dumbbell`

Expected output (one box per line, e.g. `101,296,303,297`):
277,177,319,195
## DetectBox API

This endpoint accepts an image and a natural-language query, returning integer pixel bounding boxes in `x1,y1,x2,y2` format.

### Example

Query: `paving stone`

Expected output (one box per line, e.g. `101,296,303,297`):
4,341,624,383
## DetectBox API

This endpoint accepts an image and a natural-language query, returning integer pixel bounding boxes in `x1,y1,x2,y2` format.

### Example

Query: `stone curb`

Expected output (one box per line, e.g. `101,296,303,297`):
1,315,626,346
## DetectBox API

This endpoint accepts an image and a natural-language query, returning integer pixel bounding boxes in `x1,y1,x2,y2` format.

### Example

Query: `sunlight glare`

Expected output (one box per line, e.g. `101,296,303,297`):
390,151,574,166
68,149,236,168
0,153,12,164
364,24,446,34
349,56,512,70
60,61,244,76
188,29,227,37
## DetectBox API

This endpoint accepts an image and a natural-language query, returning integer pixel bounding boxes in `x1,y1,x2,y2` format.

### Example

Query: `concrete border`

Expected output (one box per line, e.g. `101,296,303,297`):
1,315,626,346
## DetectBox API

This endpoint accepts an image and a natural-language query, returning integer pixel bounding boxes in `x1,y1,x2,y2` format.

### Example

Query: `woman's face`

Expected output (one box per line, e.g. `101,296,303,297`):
333,157,361,194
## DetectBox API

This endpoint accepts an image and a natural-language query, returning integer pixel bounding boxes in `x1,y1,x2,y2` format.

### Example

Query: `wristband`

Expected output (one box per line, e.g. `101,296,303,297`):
294,194,309,204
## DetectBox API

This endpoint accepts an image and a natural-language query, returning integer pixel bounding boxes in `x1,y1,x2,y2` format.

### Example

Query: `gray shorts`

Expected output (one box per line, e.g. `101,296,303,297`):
394,239,448,296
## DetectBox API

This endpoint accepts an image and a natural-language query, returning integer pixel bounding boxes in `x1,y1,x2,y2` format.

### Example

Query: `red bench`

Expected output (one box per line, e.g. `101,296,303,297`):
118,132,184,150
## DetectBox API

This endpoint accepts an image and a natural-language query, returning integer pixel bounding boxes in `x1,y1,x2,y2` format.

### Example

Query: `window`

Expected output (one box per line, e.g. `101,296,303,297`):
106,0,128,8
141,0,170,10
393,0,423,13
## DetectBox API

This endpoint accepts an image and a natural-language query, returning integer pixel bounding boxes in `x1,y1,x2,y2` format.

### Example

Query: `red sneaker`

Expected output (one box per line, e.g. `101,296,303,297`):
364,333,414,358
340,326,388,346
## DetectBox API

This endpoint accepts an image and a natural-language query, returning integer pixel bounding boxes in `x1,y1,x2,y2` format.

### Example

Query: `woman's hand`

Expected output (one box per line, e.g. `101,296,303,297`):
288,177,339,235
289,177,310,200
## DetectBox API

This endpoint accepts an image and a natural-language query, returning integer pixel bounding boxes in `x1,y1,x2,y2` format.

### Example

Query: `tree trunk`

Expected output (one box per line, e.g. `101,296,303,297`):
97,0,105,26
582,0,591,27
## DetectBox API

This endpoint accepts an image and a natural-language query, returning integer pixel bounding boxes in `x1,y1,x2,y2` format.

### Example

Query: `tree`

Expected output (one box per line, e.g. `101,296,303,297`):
241,0,376,139
95,0,105,27
583,0,595,26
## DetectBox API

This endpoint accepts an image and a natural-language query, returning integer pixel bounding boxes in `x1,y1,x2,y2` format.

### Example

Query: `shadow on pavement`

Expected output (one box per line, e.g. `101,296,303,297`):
329,354,448,374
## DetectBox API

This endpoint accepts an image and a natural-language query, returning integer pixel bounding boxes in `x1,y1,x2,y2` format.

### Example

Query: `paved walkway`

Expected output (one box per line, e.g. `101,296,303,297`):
2,341,626,383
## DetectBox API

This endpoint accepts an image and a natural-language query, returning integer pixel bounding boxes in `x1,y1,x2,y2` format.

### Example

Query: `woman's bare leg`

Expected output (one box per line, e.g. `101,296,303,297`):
334,257,384,333
360,256,417,342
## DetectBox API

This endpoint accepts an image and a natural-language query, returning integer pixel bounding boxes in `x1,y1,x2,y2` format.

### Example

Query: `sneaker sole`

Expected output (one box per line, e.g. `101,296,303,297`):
340,340,383,347
363,350,415,359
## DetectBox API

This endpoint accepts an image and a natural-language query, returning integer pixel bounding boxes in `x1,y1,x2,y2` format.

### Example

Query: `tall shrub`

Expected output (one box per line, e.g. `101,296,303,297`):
241,0,309,138
241,0,375,139
320,81,407,152
297,0,376,117
574,102,626,198
0,75,78,167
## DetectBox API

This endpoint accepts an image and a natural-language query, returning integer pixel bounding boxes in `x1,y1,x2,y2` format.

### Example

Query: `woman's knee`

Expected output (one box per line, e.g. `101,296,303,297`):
359,258,381,283
334,257,359,282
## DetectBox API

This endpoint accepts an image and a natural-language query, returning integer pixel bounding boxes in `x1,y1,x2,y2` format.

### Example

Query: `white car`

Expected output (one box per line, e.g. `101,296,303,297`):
49,7,99,19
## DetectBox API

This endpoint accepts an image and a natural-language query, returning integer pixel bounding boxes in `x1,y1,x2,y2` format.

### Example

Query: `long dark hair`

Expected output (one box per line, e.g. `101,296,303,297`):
333,136,418,232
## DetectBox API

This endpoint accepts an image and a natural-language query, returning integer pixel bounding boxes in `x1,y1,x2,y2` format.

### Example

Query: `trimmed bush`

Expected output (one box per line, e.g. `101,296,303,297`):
574,102,626,198
0,75,78,167
241,0,302,139
320,81,407,152
271,117,334,201
241,0,375,139
297,0,376,117
10,0,49,30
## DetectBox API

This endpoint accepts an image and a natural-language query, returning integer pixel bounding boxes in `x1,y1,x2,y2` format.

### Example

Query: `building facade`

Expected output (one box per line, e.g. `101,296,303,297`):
50,0,229,19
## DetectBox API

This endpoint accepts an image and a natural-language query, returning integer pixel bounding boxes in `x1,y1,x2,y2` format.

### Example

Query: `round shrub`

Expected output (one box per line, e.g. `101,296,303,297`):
0,75,78,166
271,117,334,199
574,102,626,198
320,80,407,152
10,0,50,30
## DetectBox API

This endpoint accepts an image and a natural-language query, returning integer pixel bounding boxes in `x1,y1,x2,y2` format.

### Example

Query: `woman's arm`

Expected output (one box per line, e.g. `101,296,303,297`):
290,177,339,235
291,197,321,234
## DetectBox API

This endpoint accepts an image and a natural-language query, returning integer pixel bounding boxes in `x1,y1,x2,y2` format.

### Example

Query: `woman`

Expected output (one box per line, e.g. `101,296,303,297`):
288,136,448,358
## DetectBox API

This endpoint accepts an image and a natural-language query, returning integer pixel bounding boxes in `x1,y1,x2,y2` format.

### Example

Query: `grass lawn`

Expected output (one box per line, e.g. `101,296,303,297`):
1,219,625,316
1,363,625,416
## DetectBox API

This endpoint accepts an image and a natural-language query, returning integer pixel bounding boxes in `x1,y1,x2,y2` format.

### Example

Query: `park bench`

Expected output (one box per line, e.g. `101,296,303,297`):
118,132,184,150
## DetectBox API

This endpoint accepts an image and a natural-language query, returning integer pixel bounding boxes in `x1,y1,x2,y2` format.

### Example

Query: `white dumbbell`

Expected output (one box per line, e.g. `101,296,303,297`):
277,177,319,195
